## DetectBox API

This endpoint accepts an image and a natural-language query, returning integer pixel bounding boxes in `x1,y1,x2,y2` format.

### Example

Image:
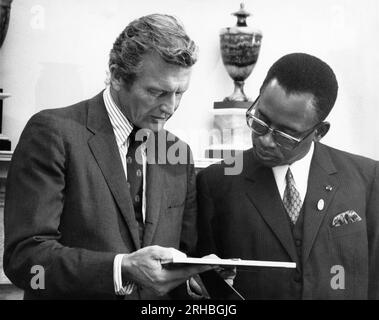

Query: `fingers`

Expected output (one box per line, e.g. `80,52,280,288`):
216,267,236,280
202,253,219,259
148,246,187,264
189,277,203,296
201,254,237,282
126,246,225,296
143,270,198,296
151,277,188,296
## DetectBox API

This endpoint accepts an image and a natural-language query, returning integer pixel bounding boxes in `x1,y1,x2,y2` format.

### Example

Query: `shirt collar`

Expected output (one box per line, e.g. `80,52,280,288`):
103,86,133,148
272,142,315,201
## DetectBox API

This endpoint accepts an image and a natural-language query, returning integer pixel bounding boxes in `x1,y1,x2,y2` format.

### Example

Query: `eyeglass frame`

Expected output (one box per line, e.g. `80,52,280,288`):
246,96,322,150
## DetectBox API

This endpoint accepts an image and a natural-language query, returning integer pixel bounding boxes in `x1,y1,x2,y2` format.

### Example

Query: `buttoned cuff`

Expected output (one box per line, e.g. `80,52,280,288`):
113,254,135,295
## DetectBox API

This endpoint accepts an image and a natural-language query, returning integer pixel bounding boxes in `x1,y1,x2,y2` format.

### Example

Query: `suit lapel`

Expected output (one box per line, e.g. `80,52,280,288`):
244,151,299,265
302,143,339,265
86,92,141,250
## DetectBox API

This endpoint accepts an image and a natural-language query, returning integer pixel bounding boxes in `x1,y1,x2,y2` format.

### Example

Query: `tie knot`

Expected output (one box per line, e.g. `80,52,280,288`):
128,127,145,147
129,126,138,141
286,168,295,184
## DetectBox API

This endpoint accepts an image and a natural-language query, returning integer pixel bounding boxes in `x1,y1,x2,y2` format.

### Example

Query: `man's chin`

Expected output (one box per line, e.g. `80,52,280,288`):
253,148,282,167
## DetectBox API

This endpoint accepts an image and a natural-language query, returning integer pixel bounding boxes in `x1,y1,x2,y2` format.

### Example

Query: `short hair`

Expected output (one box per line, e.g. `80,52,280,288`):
109,14,198,87
260,53,338,121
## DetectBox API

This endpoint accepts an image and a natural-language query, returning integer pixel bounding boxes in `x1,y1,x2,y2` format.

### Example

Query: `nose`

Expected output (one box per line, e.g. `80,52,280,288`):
160,93,176,116
259,130,277,148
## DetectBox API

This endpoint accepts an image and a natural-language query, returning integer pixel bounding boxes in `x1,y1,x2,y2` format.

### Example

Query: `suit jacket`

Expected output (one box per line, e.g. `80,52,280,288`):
3,92,197,299
197,143,379,299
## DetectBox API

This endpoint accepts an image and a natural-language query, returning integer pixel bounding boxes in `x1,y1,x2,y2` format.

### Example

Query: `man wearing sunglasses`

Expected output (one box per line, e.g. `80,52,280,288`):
197,53,379,299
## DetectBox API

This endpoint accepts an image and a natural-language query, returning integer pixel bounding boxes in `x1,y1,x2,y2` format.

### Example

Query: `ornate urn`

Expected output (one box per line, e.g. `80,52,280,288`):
220,3,262,102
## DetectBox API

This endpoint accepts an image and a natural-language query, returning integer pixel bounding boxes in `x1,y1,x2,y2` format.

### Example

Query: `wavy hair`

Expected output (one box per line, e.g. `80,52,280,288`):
109,14,198,87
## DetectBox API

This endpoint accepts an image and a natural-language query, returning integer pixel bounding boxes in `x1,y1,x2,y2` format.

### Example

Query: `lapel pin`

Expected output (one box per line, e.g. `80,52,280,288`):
325,185,333,192
317,199,325,211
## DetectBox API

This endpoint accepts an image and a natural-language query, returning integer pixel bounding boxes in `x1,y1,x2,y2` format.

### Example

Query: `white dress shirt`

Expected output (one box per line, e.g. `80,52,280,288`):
272,142,315,203
103,86,147,295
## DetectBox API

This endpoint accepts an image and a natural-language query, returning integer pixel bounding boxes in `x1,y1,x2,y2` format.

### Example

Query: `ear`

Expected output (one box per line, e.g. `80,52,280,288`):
109,64,122,91
313,122,330,142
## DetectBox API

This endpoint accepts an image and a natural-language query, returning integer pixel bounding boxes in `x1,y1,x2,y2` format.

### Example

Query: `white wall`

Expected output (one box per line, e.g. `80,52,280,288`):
1,0,379,160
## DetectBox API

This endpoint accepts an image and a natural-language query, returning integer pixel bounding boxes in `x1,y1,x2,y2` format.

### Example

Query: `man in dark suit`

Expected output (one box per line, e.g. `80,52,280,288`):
197,53,379,299
3,14,212,299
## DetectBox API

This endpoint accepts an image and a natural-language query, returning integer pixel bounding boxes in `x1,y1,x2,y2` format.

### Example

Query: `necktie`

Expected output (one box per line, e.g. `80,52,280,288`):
283,168,302,224
126,128,144,243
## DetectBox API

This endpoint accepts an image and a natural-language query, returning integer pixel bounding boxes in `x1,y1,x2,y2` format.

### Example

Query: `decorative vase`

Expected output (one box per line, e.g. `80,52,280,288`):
220,3,262,102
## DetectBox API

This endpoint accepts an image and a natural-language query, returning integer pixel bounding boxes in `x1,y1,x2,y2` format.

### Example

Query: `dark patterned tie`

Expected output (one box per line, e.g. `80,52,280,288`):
283,168,302,224
126,128,144,243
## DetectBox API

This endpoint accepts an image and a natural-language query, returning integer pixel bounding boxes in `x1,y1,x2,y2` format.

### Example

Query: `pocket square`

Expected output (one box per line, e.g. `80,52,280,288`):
332,210,362,227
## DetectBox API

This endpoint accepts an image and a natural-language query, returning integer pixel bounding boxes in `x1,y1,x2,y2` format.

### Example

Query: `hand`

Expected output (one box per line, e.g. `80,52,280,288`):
207,254,237,286
187,253,219,299
187,253,238,299
121,246,214,296
187,275,210,300
215,265,237,286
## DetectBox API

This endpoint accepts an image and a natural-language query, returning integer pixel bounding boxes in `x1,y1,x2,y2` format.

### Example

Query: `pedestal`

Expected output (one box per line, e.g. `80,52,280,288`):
0,150,12,285
0,150,23,299
205,101,252,159
0,89,11,151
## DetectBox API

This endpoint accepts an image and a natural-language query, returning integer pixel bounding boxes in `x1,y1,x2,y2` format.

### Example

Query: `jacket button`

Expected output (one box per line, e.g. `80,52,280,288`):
295,239,302,247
